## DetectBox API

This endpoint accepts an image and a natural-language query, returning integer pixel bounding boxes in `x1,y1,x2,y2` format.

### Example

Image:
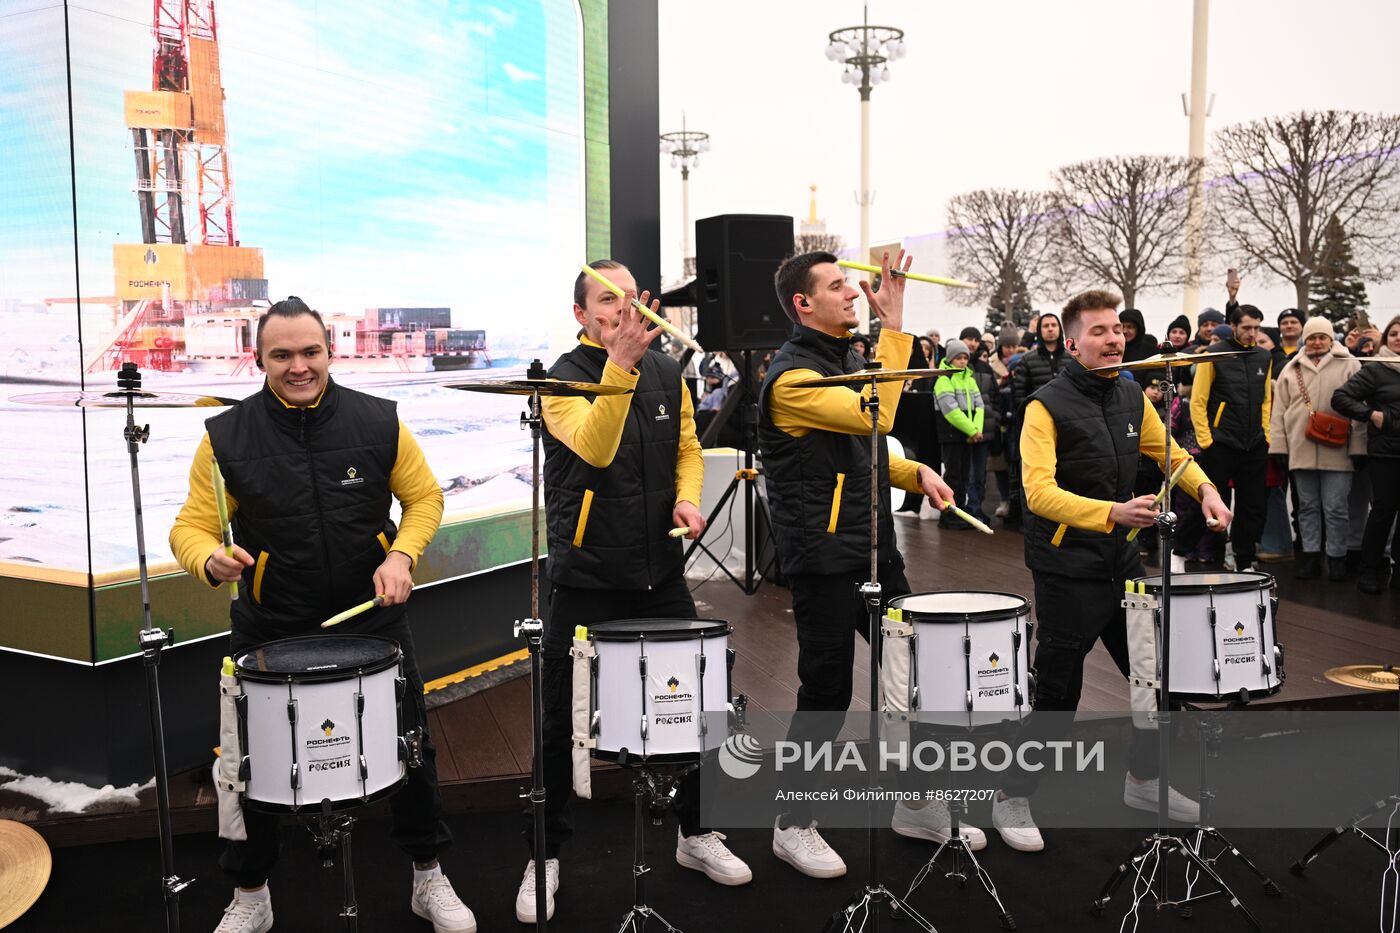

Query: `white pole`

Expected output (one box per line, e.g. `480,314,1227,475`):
860,94,871,327
1182,0,1210,319
681,165,692,276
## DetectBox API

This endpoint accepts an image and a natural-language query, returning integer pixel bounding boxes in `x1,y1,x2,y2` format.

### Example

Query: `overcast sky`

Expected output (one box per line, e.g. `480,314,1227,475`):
658,0,1400,334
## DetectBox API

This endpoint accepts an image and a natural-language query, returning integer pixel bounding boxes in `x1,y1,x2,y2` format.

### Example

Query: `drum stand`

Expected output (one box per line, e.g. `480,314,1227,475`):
827,364,937,933
303,803,360,931
121,364,192,933
517,360,551,933
617,764,696,933
1093,365,1263,931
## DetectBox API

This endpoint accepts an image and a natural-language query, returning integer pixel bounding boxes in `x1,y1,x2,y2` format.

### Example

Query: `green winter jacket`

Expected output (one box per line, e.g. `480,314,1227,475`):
934,360,985,440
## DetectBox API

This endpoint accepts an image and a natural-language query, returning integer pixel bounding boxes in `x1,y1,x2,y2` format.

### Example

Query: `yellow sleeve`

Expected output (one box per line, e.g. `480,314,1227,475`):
889,454,927,495
1137,396,1211,501
1262,360,1273,445
388,421,444,569
675,384,703,506
1019,400,1114,533
1191,360,1215,448
168,433,232,588
769,330,913,438
540,359,640,467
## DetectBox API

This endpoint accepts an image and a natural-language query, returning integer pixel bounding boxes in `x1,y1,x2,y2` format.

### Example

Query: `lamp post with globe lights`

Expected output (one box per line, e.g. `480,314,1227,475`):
825,4,905,326
659,115,710,277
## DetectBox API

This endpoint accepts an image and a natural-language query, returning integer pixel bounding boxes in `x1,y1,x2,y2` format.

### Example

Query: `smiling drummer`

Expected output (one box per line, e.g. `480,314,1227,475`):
989,289,1232,854
519,261,752,924
167,297,472,933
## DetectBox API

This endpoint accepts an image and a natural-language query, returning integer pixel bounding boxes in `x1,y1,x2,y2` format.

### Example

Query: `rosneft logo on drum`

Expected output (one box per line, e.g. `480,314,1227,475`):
988,652,1000,669
1234,622,1245,636
667,676,680,694
321,718,336,737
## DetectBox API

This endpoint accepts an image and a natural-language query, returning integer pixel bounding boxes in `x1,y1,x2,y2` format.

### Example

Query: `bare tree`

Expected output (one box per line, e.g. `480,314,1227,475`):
794,232,845,255
1210,110,1400,311
1050,155,1202,308
945,189,1056,318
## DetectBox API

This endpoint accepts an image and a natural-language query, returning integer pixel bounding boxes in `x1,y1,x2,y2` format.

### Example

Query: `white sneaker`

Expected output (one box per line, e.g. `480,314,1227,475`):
1123,774,1201,823
890,800,987,851
995,502,1010,518
514,858,559,923
772,817,847,878
213,888,273,933
411,873,476,933
991,794,1044,852
676,830,753,885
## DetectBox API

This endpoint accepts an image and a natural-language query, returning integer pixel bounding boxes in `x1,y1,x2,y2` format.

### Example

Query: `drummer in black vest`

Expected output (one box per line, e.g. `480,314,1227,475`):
989,289,1231,854
168,298,473,933
516,260,753,924
761,249,961,878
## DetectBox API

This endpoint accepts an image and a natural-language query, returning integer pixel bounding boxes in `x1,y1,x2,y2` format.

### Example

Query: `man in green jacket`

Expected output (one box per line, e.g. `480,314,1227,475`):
935,338,991,528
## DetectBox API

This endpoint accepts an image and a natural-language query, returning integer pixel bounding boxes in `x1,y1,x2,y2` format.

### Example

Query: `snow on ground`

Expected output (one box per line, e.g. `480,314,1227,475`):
0,765,152,815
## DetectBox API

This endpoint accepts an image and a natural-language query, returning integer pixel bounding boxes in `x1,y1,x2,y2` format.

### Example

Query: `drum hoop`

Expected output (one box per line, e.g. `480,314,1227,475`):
235,634,402,683
590,618,733,642
243,772,408,814
890,591,1030,624
1136,571,1272,596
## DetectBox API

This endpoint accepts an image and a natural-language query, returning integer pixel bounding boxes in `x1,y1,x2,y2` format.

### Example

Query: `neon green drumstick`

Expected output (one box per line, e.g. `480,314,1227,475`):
211,459,239,600
942,501,994,535
836,259,976,289
579,263,704,353
321,595,386,629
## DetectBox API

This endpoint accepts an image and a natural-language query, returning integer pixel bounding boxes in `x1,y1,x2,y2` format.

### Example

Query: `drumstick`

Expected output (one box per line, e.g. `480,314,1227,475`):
836,259,976,290
211,459,239,600
668,526,690,538
942,501,994,535
320,595,386,629
579,264,704,353
1127,458,1192,542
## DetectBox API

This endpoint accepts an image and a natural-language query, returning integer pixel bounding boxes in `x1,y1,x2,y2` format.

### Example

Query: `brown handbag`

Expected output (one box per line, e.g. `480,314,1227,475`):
1295,365,1349,447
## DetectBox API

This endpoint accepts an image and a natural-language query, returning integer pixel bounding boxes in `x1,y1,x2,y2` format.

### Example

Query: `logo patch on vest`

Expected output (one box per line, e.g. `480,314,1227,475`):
655,403,670,422
1126,422,1139,439
341,466,364,487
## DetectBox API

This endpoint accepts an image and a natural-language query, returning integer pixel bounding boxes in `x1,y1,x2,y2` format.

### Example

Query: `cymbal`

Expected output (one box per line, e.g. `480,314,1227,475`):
10,389,241,408
1088,349,1253,373
442,378,633,397
1323,664,1399,692
792,367,937,387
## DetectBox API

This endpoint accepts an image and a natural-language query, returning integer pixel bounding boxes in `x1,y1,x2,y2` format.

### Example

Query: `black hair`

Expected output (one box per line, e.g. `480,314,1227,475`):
774,251,838,324
1229,303,1265,325
574,259,627,307
256,296,327,354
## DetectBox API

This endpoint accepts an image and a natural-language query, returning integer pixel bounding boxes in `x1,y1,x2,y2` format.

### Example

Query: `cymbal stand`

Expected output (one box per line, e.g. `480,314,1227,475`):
121,363,191,933
827,363,936,933
1092,362,1261,931
304,800,359,931
617,764,696,933
516,359,550,933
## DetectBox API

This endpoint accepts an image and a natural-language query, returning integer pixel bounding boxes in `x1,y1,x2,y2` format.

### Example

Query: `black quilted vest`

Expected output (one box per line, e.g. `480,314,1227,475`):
1203,340,1273,449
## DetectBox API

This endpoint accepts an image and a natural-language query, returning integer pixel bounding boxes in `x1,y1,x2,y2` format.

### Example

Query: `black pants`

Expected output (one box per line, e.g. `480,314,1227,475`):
1001,568,1158,798
526,576,703,858
1361,457,1400,574
1174,441,1268,565
220,616,451,887
781,558,910,826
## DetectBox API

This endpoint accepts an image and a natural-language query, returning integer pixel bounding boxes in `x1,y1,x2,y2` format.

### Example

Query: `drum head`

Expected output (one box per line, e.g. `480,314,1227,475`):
236,635,401,683
1137,571,1272,595
890,591,1028,622
590,618,732,641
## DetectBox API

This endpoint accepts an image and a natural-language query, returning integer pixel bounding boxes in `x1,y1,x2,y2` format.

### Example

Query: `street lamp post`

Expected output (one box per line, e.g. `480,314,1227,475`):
659,115,710,278
825,3,905,328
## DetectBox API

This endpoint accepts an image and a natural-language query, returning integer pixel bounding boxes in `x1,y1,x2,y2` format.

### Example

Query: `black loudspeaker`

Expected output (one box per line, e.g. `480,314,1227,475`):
695,213,795,352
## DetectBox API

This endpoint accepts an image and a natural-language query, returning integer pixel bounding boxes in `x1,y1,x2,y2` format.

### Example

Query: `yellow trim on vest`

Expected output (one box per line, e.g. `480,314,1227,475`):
1051,523,1068,547
827,473,846,533
376,532,390,553
1213,401,1226,427
572,489,595,547
253,551,269,602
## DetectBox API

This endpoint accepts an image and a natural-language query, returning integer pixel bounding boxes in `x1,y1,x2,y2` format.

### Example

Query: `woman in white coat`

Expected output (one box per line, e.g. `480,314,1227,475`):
1268,316,1367,580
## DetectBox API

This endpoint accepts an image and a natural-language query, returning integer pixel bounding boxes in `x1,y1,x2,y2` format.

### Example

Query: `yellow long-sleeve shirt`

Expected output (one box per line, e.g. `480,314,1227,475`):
767,329,926,494
169,421,444,587
540,337,704,506
1021,391,1211,533
1190,353,1273,449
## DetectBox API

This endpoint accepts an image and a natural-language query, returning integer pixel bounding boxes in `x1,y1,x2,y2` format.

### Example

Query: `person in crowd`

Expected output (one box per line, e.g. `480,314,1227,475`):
1193,308,1226,349
1119,307,1159,364
1277,308,1304,358
918,335,937,369
1174,303,1273,572
894,330,939,515
850,333,872,361
1269,317,1366,580
1007,312,1067,530
935,339,992,528
1331,315,1400,593
1258,326,1289,377
988,330,1022,516
168,297,473,933
926,329,944,366
1209,323,1232,347
1160,314,1195,394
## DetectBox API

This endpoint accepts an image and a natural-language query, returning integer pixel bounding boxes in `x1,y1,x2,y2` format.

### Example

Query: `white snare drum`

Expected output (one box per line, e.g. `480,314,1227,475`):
1136,571,1284,701
885,591,1033,728
585,619,733,762
235,635,408,812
